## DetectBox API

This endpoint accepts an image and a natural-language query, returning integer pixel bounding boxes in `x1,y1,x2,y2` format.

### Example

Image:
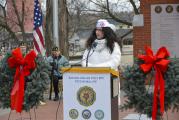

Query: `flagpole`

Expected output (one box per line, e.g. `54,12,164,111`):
53,0,59,47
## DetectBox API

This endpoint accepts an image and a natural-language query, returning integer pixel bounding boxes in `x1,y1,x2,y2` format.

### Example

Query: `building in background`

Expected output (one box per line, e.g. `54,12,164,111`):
0,0,44,52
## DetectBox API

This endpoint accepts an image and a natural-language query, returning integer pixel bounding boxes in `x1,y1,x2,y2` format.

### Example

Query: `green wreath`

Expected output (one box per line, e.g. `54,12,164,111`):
0,52,50,111
120,57,179,119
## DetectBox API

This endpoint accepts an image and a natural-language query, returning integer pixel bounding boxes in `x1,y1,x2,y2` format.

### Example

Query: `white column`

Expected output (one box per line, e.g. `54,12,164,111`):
53,0,59,47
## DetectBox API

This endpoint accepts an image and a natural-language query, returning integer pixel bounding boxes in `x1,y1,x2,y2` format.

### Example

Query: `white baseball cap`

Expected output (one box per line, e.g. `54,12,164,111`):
96,19,116,32
96,19,110,28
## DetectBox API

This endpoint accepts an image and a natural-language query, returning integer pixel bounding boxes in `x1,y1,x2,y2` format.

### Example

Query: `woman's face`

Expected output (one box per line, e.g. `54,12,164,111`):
95,28,104,40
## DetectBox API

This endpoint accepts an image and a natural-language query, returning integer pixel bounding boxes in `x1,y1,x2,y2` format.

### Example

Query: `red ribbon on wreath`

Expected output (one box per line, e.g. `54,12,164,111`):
138,46,170,120
8,48,37,112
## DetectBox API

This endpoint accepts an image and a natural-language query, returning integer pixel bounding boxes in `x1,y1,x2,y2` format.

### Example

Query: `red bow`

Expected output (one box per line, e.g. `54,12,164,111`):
138,46,170,120
8,48,37,112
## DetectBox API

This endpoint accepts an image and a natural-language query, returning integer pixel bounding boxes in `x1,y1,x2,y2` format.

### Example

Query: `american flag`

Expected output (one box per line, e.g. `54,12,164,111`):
33,0,46,56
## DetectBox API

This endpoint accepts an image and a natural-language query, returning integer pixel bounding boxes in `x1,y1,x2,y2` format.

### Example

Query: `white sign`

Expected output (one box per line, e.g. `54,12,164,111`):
0,0,6,7
151,4,179,57
133,14,144,27
63,72,111,120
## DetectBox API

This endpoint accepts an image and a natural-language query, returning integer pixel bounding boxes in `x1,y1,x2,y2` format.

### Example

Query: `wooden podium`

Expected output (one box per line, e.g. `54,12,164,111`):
62,67,119,120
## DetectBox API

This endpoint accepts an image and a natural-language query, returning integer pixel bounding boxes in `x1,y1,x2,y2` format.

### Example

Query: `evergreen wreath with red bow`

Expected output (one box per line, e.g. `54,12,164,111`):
120,46,179,120
0,48,50,112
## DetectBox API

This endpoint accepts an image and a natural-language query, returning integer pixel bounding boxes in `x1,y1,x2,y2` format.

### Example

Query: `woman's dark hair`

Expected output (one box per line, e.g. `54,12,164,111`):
86,27,118,53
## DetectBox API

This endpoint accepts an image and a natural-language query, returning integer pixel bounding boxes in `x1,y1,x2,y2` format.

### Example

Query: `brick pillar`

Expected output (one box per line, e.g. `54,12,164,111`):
133,0,179,57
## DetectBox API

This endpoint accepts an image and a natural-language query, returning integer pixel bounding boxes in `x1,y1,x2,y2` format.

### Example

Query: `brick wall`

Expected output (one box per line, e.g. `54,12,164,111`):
133,0,179,57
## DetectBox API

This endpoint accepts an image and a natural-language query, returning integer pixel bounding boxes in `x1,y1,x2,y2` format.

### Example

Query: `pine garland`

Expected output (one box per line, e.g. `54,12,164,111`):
120,58,179,119
0,52,50,111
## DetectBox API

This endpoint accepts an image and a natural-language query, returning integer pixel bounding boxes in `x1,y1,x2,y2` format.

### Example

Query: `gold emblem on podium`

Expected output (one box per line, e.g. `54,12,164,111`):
77,86,96,107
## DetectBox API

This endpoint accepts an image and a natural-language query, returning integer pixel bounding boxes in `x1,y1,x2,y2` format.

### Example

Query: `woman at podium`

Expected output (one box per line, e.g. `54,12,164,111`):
81,19,121,105
81,19,121,70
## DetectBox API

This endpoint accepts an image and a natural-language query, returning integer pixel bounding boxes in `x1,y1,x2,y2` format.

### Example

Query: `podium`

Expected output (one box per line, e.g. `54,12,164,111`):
62,67,119,120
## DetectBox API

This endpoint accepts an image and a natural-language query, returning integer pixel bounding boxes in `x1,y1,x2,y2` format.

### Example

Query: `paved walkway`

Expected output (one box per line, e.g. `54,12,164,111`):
0,100,63,120
0,97,179,120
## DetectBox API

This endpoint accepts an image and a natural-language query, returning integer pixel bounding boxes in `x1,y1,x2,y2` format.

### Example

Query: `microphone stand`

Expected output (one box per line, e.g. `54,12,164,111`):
86,42,97,67
86,48,92,67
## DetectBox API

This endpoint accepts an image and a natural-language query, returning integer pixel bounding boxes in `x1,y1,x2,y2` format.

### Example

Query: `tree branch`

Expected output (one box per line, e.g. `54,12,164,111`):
121,29,133,39
129,0,140,14
0,22,18,42
11,0,22,26
22,0,25,25
11,0,26,41
106,0,132,26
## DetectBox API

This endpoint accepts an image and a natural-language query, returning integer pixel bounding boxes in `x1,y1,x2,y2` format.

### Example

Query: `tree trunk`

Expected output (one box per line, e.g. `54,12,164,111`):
45,0,53,56
59,0,69,58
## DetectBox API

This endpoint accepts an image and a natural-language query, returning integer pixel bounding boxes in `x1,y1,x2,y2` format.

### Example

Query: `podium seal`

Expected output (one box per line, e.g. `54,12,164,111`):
77,86,96,106
69,109,78,119
82,109,91,119
95,110,104,119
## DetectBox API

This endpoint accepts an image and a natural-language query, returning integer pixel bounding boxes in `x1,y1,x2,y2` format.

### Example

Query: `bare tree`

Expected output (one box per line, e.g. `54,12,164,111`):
0,6,18,42
87,0,140,26
66,0,139,34
44,0,53,55
59,0,69,58
11,0,26,41
0,0,33,47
